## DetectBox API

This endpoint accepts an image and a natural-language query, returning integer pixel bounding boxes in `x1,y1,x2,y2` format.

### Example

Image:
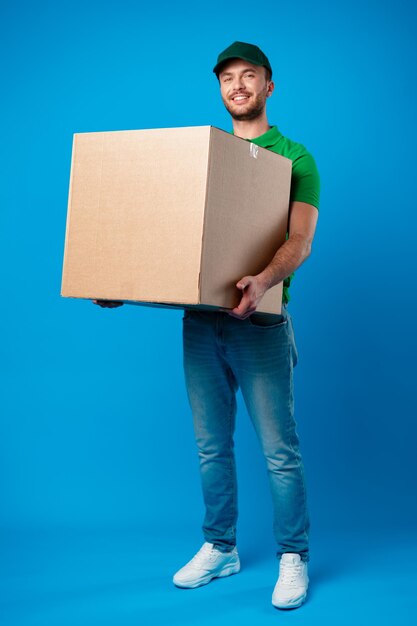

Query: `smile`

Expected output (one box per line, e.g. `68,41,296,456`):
231,95,250,103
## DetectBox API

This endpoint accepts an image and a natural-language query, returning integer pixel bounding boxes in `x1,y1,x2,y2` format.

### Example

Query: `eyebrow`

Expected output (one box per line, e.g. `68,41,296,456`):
220,67,259,78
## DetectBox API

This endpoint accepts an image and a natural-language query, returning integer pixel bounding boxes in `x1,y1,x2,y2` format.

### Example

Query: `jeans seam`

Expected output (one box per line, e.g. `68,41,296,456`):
226,366,237,543
285,345,309,557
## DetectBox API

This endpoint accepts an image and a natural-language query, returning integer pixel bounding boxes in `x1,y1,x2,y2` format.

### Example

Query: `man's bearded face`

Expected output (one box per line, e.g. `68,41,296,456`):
219,60,272,121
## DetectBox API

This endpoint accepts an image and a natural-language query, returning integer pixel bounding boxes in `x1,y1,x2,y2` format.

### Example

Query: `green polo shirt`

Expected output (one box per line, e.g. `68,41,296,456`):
233,125,320,304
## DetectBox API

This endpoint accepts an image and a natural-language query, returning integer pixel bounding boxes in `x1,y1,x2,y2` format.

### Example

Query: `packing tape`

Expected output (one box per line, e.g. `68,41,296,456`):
249,143,259,159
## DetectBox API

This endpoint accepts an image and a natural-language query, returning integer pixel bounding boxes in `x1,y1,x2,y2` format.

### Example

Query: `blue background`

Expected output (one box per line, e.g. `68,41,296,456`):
1,0,416,624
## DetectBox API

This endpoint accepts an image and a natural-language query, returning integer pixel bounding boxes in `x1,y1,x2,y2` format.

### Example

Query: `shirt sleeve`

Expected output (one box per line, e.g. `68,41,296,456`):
290,151,321,210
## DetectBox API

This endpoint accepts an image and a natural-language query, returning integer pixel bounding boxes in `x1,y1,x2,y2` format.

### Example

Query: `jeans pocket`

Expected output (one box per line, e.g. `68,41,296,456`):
248,312,287,328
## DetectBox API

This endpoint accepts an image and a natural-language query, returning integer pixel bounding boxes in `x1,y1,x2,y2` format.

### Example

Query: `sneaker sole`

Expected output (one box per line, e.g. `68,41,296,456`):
272,591,307,609
173,561,241,589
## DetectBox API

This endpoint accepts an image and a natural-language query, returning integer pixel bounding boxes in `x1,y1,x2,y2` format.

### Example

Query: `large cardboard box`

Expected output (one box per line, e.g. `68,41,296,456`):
61,126,292,314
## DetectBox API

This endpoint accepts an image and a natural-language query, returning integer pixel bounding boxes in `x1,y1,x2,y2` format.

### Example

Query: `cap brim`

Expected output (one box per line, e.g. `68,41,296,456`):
213,56,271,77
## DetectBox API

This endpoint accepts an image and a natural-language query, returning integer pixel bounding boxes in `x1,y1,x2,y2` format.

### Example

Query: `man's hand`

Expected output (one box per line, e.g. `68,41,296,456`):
93,300,124,308
227,275,268,319
226,201,319,319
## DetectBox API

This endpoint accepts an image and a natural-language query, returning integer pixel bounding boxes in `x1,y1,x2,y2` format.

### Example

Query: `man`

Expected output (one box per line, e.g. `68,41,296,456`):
95,41,320,610
172,41,320,610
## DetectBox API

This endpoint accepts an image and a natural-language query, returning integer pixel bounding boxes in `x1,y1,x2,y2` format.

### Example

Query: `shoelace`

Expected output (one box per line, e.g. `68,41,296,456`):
191,545,220,566
279,562,303,587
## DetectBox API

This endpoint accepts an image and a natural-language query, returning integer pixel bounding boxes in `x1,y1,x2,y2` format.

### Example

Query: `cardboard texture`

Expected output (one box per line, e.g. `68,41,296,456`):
61,126,292,314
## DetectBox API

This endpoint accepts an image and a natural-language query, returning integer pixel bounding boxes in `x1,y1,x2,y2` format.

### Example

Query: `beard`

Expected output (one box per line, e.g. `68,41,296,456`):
222,90,267,121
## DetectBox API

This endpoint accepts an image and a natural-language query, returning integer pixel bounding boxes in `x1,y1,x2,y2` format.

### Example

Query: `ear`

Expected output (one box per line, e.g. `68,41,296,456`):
266,80,275,98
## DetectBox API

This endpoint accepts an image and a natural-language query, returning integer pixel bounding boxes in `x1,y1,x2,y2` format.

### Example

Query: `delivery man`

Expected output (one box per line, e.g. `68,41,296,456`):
94,41,320,610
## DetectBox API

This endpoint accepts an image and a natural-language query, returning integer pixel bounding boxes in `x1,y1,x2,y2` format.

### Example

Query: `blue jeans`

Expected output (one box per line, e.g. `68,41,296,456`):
182,305,310,562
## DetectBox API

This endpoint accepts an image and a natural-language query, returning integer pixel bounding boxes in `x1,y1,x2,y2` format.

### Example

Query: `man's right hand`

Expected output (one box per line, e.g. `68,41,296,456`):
93,300,124,308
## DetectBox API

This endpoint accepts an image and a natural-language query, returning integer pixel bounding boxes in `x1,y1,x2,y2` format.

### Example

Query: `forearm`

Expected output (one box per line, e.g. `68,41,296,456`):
257,234,312,290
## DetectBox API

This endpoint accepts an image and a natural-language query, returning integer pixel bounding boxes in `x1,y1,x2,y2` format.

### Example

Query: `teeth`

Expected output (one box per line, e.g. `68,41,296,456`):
234,96,248,101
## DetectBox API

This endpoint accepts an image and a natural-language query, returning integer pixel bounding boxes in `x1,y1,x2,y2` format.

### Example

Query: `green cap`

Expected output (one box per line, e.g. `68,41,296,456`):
213,41,272,78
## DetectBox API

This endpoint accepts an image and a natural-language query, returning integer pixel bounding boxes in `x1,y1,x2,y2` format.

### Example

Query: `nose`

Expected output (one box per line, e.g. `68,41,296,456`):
230,74,245,91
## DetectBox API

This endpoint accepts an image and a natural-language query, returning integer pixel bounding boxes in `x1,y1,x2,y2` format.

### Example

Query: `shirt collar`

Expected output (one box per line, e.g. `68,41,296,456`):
231,125,282,148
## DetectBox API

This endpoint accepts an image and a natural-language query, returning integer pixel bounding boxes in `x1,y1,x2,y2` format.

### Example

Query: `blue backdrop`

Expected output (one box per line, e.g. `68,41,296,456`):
1,0,416,624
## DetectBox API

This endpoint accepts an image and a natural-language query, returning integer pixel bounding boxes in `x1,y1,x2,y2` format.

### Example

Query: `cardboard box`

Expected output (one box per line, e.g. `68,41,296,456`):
61,126,292,314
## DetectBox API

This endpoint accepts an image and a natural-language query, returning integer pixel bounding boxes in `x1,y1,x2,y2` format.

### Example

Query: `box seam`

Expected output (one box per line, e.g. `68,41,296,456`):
198,126,214,305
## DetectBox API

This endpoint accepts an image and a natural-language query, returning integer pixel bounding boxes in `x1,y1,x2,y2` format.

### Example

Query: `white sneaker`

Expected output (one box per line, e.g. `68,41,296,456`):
272,553,309,609
173,542,240,588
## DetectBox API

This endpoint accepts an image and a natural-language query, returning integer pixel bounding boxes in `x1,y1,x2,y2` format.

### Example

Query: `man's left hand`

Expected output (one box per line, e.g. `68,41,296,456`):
226,275,268,319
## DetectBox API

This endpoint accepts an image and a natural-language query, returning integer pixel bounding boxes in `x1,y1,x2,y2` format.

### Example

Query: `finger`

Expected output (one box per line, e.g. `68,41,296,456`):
228,311,251,319
232,295,253,317
237,275,255,290
94,300,122,308
229,306,252,319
